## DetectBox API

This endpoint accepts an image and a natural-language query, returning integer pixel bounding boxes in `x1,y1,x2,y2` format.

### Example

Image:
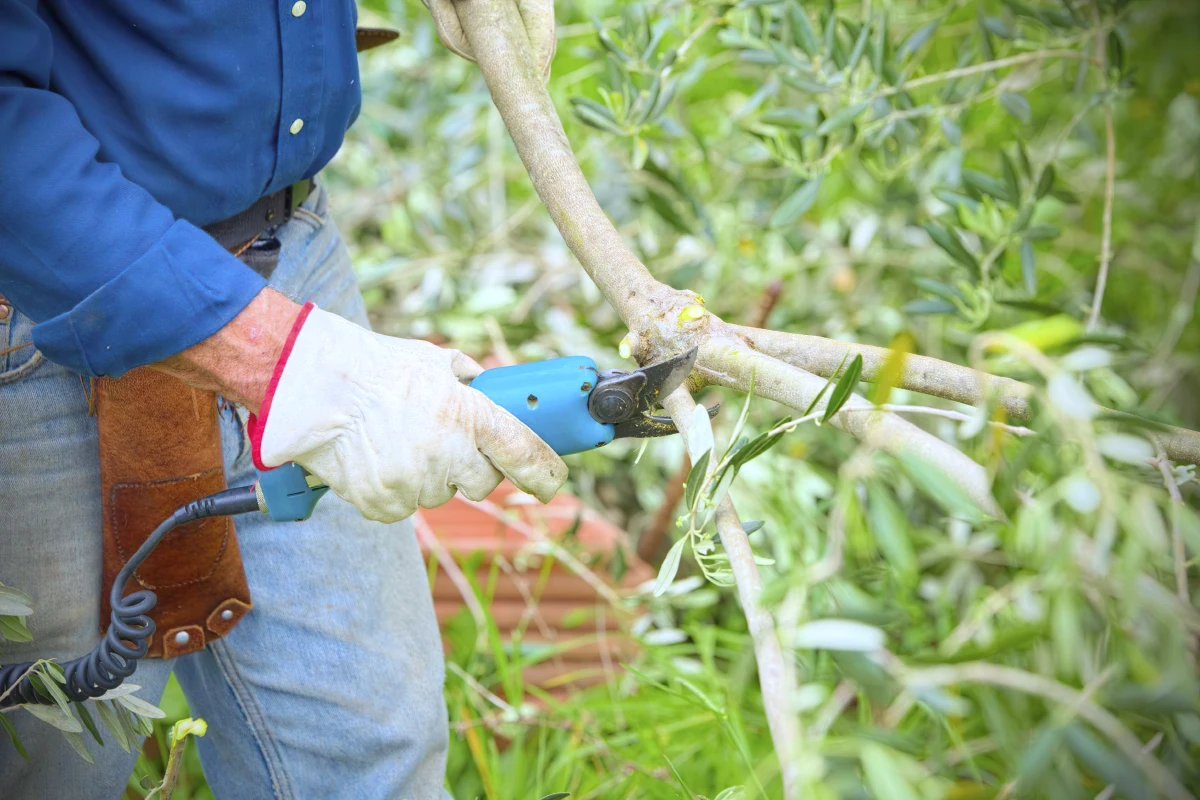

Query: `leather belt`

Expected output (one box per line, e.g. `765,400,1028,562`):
202,178,314,267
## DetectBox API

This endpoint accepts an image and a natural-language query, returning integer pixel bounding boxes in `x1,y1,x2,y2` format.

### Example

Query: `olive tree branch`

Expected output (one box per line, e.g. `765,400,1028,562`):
1087,103,1118,330
727,324,1200,465
728,324,1033,416
451,0,681,328
450,0,1187,789
898,661,1194,800
875,48,1097,99
1152,445,1190,605
661,387,805,799
698,338,1003,517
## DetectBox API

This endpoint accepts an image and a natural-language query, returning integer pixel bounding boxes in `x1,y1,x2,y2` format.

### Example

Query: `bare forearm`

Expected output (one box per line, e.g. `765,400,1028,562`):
152,288,301,414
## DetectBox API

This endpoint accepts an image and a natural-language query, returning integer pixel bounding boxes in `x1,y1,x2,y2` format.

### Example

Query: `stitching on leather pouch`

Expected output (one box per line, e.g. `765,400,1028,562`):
110,471,231,590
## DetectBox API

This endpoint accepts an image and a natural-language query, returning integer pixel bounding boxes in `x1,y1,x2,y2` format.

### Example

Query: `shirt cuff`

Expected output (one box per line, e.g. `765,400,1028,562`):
31,219,267,378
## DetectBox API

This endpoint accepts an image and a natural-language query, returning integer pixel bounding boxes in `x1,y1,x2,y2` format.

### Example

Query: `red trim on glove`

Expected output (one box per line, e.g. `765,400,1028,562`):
248,302,315,471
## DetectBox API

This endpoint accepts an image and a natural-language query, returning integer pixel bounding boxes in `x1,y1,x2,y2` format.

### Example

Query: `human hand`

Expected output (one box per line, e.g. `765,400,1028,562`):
422,0,556,79
245,304,568,522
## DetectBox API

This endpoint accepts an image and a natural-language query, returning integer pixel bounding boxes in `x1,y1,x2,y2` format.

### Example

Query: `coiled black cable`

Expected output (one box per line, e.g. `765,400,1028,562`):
0,486,261,708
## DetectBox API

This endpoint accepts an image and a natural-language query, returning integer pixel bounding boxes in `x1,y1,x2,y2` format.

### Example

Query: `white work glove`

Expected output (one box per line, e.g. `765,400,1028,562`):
248,304,568,523
423,0,557,80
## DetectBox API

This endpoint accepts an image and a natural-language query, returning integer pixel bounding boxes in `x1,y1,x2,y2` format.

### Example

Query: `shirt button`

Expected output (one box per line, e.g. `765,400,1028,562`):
0,303,10,322
289,118,304,135
291,1,306,17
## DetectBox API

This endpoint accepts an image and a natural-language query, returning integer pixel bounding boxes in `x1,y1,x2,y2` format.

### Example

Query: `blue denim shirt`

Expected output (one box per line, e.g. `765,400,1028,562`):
0,0,362,377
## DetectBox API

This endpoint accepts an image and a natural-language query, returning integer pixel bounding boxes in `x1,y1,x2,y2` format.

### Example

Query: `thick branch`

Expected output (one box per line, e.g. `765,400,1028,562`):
728,324,1200,466
699,338,1004,518
454,0,678,326
729,324,1033,416
662,389,804,799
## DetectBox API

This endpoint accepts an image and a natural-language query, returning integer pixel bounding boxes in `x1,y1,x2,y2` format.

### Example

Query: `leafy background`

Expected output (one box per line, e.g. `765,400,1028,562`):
4,0,1199,797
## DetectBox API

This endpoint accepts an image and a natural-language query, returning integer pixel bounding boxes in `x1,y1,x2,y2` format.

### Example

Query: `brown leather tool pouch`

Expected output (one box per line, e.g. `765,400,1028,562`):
96,369,252,659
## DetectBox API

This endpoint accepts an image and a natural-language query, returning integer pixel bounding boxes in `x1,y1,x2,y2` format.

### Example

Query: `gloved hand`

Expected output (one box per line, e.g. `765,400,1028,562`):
248,304,568,523
423,0,556,80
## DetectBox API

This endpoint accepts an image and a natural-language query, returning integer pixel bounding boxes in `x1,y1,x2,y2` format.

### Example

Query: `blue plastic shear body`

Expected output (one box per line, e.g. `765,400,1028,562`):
467,356,616,456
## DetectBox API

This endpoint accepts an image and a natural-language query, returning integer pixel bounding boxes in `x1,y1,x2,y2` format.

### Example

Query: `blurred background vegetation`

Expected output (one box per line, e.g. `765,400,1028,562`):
127,0,1199,797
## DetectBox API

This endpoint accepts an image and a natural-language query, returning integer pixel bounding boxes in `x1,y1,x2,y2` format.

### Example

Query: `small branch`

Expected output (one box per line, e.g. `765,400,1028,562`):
1151,220,1200,365
940,578,1043,656
1095,733,1164,800
805,490,847,585
770,398,1035,440
1087,104,1117,331
809,679,856,740
871,404,1035,437
414,512,488,632
462,497,626,609
662,388,805,800
448,661,518,715
481,316,517,367
727,324,1200,465
900,662,1194,800
750,279,785,329
729,324,1033,418
876,49,1095,98
1152,447,1190,604
151,726,202,800
0,660,43,707
700,339,1004,518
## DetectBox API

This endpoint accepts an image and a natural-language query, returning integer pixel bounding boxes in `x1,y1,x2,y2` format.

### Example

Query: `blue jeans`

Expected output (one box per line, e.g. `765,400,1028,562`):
0,185,449,799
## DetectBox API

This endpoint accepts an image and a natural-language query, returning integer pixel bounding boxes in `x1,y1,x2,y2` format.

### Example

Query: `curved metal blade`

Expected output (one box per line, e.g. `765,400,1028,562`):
631,345,699,415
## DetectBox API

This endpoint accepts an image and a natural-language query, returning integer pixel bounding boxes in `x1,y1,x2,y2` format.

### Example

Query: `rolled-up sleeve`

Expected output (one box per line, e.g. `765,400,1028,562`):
0,0,266,378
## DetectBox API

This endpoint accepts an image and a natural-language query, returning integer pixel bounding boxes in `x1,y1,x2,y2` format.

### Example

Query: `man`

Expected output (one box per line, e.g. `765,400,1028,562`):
0,1,563,797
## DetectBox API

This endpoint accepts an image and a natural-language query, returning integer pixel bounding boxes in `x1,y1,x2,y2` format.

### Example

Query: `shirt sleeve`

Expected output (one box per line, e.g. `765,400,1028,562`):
0,1,267,378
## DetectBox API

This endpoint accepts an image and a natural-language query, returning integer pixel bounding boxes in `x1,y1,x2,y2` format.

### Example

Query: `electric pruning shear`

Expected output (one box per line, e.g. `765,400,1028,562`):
255,346,713,522
0,348,711,707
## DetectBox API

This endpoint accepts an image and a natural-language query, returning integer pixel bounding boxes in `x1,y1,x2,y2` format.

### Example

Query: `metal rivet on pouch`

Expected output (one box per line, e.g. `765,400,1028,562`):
220,609,234,621
174,631,190,646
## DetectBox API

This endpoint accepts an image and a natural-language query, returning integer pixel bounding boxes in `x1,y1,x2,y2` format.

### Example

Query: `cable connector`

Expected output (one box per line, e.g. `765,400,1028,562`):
175,485,262,522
